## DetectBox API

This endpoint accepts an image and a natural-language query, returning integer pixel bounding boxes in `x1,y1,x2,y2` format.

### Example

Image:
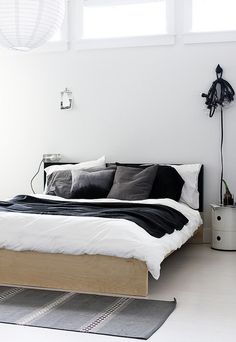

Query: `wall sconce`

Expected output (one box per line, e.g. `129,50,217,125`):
61,88,73,110
43,154,61,162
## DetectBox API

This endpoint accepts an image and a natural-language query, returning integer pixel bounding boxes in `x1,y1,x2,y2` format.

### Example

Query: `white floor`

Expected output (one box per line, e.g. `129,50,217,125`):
0,244,235,342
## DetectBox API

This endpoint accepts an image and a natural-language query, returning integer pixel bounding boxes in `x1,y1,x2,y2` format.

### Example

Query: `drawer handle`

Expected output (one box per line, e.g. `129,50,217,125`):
217,236,221,241
217,216,221,221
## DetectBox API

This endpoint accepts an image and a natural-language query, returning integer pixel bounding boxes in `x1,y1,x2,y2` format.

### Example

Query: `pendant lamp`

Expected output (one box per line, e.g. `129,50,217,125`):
0,0,65,51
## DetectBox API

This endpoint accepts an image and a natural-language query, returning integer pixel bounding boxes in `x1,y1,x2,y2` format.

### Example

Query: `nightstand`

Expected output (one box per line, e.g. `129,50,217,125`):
211,204,236,251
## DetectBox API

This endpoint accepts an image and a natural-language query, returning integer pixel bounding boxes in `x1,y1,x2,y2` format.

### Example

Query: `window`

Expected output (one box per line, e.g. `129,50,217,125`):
184,0,236,44
83,0,167,39
49,29,63,42
74,0,175,49
3,0,236,54
192,0,236,32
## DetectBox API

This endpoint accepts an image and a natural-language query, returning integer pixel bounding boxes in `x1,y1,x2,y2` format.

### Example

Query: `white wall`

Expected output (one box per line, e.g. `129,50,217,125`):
0,41,236,240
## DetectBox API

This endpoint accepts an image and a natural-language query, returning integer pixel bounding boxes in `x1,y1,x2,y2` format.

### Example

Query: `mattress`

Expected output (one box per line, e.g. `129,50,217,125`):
0,194,202,279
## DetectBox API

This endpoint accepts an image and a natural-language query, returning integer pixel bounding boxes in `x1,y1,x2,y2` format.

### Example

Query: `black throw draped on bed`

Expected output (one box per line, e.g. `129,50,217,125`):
0,195,189,239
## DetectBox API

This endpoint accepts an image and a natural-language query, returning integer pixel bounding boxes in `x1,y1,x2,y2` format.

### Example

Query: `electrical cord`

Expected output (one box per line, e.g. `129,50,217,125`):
30,159,43,194
202,77,235,118
202,64,235,204
220,107,224,205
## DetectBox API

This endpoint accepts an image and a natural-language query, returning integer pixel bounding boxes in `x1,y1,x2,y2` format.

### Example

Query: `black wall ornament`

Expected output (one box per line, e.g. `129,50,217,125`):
202,65,235,205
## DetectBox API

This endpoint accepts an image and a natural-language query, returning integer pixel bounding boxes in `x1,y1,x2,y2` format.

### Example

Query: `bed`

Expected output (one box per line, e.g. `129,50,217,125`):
0,162,203,297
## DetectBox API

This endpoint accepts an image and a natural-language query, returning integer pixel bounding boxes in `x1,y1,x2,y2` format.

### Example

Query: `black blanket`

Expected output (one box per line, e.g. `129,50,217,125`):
0,195,189,239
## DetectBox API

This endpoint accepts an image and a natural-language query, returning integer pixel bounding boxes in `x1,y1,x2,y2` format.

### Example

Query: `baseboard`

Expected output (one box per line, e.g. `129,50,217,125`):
203,227,212,243
188,226,212,244
189,225,204,244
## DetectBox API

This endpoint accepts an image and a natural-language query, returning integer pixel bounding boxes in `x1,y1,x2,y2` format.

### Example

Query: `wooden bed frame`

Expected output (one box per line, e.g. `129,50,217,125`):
0,163,204,297
0,250,149,296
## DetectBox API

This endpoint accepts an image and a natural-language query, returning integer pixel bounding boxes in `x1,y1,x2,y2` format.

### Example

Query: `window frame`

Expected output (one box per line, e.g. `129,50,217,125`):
72,0,176,50
1,0,236,55
183,0,236,44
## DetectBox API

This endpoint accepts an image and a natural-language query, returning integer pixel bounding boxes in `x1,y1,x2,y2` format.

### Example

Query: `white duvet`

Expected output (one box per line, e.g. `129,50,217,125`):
0,195,202,279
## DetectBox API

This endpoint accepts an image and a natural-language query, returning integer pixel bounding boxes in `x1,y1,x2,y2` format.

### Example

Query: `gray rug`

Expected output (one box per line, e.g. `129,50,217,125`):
0,286,176,339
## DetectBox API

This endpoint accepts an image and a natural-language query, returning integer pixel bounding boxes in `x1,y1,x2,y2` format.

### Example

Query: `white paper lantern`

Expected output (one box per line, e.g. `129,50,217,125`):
0,0,65,51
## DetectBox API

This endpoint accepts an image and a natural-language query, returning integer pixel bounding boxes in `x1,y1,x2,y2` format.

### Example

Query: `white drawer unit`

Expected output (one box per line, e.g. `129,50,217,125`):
211,204,236,251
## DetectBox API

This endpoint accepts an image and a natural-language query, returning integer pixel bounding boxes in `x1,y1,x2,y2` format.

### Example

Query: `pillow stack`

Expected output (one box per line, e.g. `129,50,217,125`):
45,156,106,198
112,163,184,201
44,157,201,209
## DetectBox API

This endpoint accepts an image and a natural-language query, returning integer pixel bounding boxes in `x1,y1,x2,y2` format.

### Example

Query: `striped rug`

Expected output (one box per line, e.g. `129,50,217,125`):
0,286,176,339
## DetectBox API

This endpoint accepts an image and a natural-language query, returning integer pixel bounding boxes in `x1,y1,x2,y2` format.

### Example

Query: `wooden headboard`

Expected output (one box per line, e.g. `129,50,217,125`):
44,163,204,212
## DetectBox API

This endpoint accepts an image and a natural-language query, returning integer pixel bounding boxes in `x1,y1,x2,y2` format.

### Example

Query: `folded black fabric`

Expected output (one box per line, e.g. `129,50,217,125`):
0,195,189,239
150,165,185,201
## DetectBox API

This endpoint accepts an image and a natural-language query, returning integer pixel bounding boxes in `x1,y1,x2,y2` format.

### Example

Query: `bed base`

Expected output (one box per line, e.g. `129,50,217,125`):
0,249,148,297
0,226,203,297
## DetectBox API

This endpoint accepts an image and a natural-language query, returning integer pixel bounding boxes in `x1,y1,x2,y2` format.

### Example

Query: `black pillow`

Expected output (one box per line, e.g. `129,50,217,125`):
71,169,116,199
150,165,184,201
46,170,72,199
107,165,158,200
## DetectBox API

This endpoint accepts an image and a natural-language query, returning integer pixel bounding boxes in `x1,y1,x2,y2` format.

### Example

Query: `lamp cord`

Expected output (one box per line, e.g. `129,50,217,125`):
30,159,43,194
201,65,234,205
220,106,224,205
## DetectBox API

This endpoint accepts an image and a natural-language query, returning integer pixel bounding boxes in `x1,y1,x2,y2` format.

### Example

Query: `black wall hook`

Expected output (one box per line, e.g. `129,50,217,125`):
216,64,223,78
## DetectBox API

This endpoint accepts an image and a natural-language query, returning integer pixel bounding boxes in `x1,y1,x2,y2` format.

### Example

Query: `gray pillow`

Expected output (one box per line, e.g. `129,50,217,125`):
46,170,72,199
71,169,115,199
107,165,158,200
46,166,114,199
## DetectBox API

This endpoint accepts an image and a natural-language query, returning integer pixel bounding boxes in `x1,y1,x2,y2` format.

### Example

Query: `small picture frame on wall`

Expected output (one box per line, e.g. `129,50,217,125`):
61,88,73,110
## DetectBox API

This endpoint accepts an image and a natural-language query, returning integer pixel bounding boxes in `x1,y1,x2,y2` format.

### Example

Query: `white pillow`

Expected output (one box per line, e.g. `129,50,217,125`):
45,156,106,177
171,164,202,209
